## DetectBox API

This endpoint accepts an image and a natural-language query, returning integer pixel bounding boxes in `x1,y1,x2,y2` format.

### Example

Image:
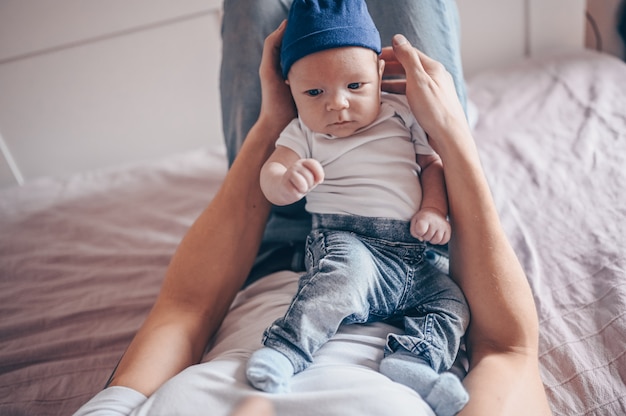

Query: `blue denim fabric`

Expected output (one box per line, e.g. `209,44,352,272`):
262,214,469,374
220,1,467,281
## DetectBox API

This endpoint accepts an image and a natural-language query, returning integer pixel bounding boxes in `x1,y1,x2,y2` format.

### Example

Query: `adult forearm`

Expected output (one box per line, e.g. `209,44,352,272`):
105,310,210,397
459,351,551,416
440,129,549,415
107,119,279,396
104,18,296,401
388,34,550,415
439,130,539,352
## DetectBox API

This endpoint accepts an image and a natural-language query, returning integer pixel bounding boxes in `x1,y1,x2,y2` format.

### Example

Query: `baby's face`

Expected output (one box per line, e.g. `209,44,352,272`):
286,47,384,138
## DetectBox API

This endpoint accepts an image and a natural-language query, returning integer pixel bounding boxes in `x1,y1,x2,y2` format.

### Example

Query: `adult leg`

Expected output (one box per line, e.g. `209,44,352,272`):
221,0,309,284
366,0,467,109
220,0,291,165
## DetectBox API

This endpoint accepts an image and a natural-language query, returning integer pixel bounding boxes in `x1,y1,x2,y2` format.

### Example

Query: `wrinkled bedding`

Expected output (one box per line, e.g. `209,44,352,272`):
468,51,626,415
1,50,625,415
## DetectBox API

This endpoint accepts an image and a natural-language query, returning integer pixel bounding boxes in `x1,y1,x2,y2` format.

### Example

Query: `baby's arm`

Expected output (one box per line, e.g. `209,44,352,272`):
260,145,325,206
411,153,451,244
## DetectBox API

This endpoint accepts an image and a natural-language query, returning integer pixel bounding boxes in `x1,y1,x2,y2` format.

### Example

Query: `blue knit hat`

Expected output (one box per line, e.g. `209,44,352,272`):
280,0,381,78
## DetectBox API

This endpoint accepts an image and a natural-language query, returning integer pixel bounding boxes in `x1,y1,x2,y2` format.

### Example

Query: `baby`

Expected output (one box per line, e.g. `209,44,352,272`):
247,1,469,415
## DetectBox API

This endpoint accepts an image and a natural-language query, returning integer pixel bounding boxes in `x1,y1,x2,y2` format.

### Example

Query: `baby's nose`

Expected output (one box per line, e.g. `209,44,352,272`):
326,92,349,111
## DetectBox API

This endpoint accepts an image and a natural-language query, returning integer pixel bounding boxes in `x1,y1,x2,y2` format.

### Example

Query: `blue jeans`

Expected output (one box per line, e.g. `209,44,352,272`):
220,0,466,280
262,214,470,373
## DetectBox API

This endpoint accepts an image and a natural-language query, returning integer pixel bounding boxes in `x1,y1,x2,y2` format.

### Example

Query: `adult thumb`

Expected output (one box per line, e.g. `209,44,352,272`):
393,34,444,78
392,35,421,70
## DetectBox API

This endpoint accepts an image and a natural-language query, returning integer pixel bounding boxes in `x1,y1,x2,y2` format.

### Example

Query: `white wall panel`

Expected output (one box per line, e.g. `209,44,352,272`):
0,10,223,183
0,0,221,62
529,0,587,57
458,0,527,76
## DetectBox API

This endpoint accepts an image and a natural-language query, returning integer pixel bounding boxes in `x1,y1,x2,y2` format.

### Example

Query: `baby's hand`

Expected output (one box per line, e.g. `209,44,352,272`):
410,208,451,245
281,158,324,201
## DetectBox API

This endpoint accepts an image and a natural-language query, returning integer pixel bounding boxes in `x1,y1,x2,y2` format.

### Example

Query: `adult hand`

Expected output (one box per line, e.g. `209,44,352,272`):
258,20,297,129
384,35,470,151
380,46,407,94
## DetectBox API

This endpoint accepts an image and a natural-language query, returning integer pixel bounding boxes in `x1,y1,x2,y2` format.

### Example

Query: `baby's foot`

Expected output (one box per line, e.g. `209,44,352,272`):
379,351,468,416
425,372,469,416
246,347,294,393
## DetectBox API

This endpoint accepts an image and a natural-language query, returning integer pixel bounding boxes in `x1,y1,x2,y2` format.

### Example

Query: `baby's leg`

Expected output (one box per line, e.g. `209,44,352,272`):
247,229,378,393
366,0,467,111
379,350,468,416
380,263,470,415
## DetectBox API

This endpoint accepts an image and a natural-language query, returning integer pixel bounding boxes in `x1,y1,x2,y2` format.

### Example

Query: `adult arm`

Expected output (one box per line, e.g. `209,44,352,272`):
106,21,296,397
389,35,552,415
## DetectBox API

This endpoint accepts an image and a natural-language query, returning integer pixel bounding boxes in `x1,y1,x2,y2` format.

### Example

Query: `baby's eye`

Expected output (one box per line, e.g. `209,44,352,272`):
305,89,323,97
347,82,362,90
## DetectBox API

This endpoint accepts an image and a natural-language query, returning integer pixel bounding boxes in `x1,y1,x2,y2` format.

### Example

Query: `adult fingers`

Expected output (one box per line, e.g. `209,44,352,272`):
259,20,296,125
391,34,427,78
382,60,406,78
379,46,396,63
381,79,406,94
259,20,287,81
380,47,403,73
381,46,407,94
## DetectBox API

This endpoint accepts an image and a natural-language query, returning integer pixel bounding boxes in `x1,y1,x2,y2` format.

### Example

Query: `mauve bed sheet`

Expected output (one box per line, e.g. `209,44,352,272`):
0,50,625,415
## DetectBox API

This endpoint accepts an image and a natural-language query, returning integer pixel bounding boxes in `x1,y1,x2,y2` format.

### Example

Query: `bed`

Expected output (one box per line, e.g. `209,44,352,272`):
1,49,625,415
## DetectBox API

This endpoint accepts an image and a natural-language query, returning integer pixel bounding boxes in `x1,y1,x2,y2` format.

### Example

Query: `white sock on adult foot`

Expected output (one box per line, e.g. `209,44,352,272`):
379,351,468,416
246,347,294,393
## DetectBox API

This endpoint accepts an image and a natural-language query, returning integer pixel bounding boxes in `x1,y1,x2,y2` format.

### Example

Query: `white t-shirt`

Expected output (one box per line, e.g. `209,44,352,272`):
276,93,434,221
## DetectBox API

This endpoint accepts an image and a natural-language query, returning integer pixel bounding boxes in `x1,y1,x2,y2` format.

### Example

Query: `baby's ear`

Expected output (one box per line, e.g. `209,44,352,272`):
285,79,290,86
378,58,386,78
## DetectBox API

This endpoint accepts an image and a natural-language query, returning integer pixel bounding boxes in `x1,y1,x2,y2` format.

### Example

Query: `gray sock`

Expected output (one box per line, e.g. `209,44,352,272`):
425,372,470,416
246,347,294,393
379,351,468,416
